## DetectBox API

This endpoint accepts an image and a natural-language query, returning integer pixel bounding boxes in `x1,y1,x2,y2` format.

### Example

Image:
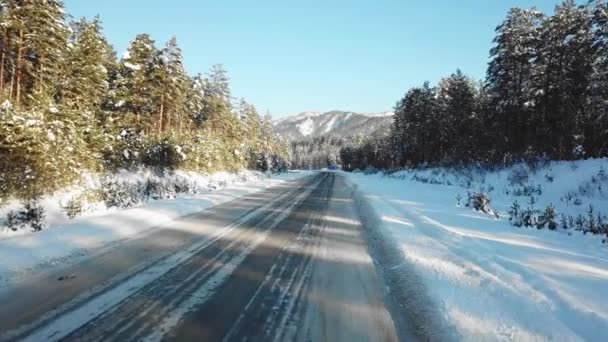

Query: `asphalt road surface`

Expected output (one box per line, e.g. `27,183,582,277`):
0,172,406,342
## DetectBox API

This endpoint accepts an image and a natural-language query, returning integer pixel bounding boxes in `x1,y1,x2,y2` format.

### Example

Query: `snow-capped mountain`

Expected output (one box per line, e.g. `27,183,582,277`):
273,110,393,140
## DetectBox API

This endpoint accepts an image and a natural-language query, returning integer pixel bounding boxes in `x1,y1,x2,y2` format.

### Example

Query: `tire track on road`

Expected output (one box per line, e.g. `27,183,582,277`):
18,174,323,342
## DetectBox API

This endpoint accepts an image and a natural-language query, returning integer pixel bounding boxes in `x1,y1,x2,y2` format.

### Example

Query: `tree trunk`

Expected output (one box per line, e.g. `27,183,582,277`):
178,115,182,137
38,61,44,93
0,42,5,95
9,62,15,100
15,28,24,105
167,109,171,133
158,94,164,135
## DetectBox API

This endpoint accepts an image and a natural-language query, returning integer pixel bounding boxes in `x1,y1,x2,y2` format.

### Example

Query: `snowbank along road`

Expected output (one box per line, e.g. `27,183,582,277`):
0,172,414,341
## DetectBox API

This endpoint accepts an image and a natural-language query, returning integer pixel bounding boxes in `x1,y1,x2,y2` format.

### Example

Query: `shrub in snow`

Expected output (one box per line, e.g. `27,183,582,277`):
586,206,601,235
101,128,145,170
99,178,143,209
508,201,523,227
363,167,379,175
507,165,529,186
172,176,198,194
5,201,46,232
64,197,83,219
507,184,542,197
411,174,444,185
521,207,539,228
537,204,557,230
142,137,184,171
5,211,19,231
143,177,175,200
456,194,463,207
466,192,499,218
62,191,99,219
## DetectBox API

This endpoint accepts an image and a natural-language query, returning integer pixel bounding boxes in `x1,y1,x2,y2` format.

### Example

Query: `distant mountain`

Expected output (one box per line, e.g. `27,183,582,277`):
273,110,393,140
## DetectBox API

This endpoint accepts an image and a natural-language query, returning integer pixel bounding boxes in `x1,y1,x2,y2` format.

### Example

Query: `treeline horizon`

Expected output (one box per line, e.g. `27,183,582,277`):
341,0,607,171
0,0,289,201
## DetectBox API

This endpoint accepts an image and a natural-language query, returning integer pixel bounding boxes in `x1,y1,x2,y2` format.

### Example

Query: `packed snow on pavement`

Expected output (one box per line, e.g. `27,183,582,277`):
345,158,608,341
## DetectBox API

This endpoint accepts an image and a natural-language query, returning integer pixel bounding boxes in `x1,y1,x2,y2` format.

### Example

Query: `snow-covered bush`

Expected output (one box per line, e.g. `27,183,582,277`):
537,204,557,230
101,128,146,170
508,201,523,227
363,167,379,175
506,184,542,197
172,175,198,194
98,178,143,209
507,165,529,186
142,137,185,171
62,191,100,219
143,177,176,200
466,192,498,218
5,201,46,231
64,197,84,219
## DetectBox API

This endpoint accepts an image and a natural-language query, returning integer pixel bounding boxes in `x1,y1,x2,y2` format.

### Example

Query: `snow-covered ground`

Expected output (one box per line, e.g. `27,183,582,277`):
345,159,608,341
0,170,311,287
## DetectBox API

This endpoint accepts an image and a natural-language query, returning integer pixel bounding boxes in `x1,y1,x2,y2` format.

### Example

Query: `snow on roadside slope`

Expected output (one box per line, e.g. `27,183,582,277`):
0,170,273,236
344,161,608,341
0,171,311,287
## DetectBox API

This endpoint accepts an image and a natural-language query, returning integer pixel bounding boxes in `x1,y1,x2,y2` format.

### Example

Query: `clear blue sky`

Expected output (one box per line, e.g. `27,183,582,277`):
64,0,563,118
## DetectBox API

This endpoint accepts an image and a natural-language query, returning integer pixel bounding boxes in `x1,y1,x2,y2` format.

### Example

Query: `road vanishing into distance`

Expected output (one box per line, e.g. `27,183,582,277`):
0,173,417,342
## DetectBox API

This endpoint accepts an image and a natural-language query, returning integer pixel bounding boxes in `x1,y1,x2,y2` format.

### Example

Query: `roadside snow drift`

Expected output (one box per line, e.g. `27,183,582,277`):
345,159,608,341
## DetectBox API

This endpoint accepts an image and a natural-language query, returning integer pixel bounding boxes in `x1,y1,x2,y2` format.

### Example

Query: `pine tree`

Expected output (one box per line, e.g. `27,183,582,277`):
532,1,595,158
201,64,236,137
204,63,231,106
60,16,112,113
3,0,69,106
116,33,159,129
486,8,544,155
392,81,438,165
155,36,189,134
437,69,478,162
186,73,206,128
586,0,608,156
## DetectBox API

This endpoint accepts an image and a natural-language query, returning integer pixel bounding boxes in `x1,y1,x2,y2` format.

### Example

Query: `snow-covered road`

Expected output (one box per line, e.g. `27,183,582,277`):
0,173,406,341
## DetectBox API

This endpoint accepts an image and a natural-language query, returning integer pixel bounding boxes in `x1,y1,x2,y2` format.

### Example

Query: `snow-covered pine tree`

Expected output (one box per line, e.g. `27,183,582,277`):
186,73,206,128
585,1,608,156
60,16,112,113
2,0,68,106
116,33,159,129
532,0,595,159
156,36,189,135
392,81,438,165
486,7,545,156
437,69,479,163
204,63,231,106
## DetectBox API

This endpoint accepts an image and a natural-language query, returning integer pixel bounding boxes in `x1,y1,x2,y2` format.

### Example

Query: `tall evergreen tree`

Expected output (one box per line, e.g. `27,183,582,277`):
392,81,437,165
437,69,479,162
487,8,544,155
3,0,68,105
156,36,189,134
204,63,231,105
533,0,595,158
60,17,113,113
115,33,158,128
586,0,608,155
